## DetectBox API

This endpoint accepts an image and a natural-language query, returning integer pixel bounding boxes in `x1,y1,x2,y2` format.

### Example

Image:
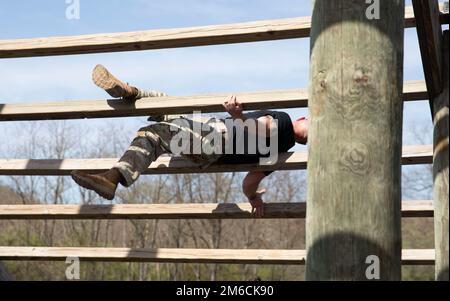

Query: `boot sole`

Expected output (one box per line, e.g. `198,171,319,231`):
92,64,131,99
71,171,116,200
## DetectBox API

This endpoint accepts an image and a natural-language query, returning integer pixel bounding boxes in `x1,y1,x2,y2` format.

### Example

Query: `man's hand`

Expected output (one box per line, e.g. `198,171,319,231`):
243,172,267,218
249,189,266,218
223,95,244,120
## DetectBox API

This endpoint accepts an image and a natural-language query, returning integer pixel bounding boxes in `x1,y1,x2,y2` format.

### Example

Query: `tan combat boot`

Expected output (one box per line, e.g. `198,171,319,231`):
92,64,138,100
71,169,120,200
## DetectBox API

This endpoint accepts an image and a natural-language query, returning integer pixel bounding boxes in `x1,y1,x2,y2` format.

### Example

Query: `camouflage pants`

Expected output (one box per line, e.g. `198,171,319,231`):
113,117,226,187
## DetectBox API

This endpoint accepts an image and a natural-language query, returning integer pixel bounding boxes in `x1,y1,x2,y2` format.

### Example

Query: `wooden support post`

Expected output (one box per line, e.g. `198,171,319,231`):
306,1,404,280
412,0,443,117
433,30,449,281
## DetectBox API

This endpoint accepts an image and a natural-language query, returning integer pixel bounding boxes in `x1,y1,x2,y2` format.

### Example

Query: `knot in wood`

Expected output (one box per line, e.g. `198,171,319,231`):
339,143,370,175
353,69,370,85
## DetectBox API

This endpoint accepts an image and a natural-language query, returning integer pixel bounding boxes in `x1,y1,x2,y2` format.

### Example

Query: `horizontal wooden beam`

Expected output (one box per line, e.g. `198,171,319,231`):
0,200,432,220
401,200,434,217
0,88,306,121
0,81,427,121
0,145,432,176
0,247,434,265
0,6,447,59
401,249,435,265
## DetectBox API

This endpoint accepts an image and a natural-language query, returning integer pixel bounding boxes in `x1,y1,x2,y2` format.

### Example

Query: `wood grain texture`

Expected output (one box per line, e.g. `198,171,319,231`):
0,6,447,59
0,81,427,121
0,247,434,265
306,0,405,280
0,145,432,176
0,247,307,264
401,249,436,265
433,30,449,281
0,88,307,121
0,200,432,220
412,0,443,102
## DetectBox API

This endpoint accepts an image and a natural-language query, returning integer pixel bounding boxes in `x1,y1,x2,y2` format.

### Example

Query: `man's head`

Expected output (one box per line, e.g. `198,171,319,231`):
293,117,308,145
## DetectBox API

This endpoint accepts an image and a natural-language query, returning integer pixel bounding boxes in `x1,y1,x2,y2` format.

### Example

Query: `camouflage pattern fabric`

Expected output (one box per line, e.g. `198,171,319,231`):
113,116,227,187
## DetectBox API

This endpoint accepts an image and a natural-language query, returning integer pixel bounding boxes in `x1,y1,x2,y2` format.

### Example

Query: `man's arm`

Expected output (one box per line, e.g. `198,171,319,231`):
223,95,273,137
242,171,267,218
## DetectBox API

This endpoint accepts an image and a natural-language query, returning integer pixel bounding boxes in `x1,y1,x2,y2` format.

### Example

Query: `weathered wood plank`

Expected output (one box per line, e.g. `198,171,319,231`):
0,200,432,220
0,247,433,265
0,88,306,121
401,249,436,265
0,81,426,122
0,203,305,220
401,200,434,218
0,145,432,176
0,6,447,59
412,0,443,103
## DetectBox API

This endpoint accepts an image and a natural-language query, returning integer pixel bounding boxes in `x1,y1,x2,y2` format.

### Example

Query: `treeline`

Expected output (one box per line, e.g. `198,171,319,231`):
0,121,435,280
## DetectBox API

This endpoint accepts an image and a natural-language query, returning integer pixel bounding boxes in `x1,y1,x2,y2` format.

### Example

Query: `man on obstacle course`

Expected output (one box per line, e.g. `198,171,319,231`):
71,65,309,217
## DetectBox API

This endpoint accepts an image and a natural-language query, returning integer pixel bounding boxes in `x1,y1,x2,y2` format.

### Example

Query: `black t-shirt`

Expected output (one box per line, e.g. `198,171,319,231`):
219,110,295,175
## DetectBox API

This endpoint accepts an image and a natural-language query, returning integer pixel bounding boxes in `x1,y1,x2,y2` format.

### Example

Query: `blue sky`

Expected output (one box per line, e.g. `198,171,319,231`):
0,1,436,147
0,0,443,201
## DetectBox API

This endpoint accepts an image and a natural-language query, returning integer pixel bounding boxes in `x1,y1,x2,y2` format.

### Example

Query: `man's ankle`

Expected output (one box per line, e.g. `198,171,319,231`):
103,168,123,186
123,86,139,100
